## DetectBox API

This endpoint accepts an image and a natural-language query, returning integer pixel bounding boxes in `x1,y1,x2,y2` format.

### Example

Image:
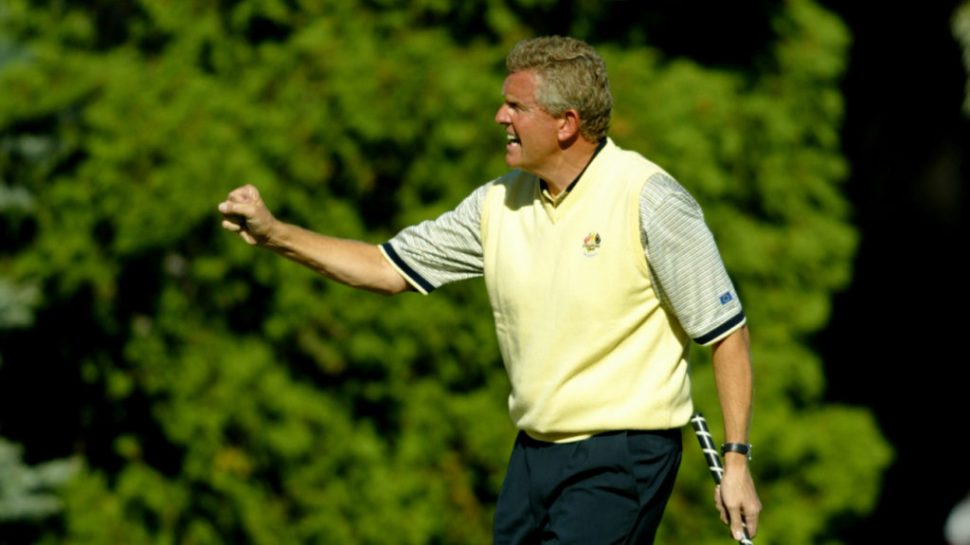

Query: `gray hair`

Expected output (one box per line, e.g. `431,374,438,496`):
506,36,612,141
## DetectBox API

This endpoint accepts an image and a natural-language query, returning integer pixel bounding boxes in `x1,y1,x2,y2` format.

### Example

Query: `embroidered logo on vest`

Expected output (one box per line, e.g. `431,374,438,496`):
582,232,602,257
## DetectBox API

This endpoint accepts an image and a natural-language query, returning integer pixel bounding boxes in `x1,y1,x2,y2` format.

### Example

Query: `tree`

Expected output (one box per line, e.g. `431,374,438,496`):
0,437,78,542
0,1,888,543
954,1,970,115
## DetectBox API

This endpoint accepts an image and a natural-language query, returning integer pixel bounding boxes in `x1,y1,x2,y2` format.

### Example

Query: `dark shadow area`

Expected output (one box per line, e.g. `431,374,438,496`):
816,2,970,543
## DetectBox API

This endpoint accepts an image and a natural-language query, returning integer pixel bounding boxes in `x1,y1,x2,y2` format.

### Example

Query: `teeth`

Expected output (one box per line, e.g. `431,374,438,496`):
506,133,520,144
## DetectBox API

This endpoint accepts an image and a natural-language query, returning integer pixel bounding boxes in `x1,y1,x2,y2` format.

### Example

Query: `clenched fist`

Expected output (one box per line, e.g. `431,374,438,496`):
218,184,277,246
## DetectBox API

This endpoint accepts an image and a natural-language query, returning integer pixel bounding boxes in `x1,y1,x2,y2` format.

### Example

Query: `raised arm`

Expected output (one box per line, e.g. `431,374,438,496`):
218,184,410,295
711,325,761,540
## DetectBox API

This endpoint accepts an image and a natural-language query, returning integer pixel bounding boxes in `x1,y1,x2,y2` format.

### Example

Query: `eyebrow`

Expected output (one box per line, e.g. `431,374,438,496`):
502,95,529,110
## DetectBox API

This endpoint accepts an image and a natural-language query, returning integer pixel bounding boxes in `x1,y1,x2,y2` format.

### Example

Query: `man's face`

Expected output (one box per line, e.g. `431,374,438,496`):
495,70,562,174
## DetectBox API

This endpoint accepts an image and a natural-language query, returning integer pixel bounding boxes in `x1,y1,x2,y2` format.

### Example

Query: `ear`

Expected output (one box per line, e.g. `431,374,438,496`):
557,109,581,142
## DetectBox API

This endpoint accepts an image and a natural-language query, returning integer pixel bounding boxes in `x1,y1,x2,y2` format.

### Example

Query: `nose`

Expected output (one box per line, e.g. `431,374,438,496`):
495,103,510,125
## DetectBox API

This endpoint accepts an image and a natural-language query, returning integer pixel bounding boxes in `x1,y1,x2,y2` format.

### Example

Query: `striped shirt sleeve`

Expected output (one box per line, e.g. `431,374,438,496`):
379,182,490,294
640,172,745,345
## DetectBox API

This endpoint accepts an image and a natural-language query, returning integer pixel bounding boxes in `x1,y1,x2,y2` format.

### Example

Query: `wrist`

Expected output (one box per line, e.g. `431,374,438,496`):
262,217,286,248
723,452,751,470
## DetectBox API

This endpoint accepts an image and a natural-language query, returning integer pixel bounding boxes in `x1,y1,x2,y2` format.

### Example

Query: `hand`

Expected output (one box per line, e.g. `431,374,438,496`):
714,459,761,541
218,184,277,246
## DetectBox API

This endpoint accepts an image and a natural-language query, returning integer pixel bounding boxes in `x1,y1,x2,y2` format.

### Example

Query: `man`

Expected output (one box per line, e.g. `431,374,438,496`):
219,36,760,544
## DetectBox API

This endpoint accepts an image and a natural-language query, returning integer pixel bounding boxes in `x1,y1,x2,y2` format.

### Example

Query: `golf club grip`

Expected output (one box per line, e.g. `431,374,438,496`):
690,412,754,545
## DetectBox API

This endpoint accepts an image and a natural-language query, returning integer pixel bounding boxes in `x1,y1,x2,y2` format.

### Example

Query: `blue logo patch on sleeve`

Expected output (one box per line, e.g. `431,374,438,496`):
719,292,734,305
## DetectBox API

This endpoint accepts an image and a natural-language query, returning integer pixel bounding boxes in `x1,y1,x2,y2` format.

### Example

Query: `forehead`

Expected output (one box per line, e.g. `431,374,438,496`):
502,70,540,101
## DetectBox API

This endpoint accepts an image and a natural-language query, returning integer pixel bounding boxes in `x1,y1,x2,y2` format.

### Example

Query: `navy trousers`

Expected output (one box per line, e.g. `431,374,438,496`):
493,429,682,545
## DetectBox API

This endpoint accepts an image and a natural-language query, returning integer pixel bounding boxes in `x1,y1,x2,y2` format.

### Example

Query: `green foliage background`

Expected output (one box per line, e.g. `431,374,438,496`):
0,1,890,544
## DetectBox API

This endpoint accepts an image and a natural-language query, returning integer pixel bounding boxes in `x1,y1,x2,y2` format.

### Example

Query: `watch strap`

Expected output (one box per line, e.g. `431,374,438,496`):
720,442,752,460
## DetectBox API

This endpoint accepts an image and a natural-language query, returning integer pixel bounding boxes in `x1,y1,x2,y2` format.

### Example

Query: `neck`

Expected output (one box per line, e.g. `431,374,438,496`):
536,138,601,197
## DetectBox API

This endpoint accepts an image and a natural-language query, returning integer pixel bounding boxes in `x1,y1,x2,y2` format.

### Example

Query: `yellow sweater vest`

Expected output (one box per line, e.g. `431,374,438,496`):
480,141,693,442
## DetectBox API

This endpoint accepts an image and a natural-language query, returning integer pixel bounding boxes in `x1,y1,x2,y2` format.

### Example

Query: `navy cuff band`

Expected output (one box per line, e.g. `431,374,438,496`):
694,311,746,345
381,242,436,294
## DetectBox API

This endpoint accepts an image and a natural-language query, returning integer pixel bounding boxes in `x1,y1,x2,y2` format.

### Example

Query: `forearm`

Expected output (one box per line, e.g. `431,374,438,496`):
710,324,760,538
711,325,753,455
712,325,752,443
265,221,410,295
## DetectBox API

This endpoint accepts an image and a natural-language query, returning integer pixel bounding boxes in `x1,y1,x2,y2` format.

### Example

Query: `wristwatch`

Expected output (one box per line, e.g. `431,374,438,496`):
720,442,753,460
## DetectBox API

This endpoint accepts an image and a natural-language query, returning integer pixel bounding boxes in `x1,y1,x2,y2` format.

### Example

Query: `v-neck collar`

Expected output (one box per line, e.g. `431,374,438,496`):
538,138,610,223
539,138,608,206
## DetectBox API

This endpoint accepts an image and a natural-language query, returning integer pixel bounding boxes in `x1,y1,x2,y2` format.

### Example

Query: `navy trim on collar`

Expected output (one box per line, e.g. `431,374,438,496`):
540,138,608,195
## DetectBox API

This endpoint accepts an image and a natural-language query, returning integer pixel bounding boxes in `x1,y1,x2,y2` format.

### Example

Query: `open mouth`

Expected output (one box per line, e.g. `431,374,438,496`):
506,133,521,146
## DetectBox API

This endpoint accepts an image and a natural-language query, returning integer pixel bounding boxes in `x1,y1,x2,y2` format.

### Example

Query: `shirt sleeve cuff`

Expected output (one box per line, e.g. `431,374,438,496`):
693,311,746,346
379,242,436,295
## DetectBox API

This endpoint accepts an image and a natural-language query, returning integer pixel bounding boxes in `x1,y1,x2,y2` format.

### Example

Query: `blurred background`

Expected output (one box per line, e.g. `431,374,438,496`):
0,1,965,544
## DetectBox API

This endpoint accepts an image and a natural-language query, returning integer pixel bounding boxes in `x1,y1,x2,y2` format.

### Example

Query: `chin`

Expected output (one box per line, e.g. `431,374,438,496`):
504,154,519,168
